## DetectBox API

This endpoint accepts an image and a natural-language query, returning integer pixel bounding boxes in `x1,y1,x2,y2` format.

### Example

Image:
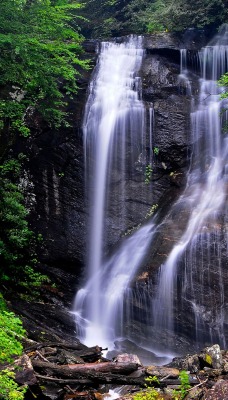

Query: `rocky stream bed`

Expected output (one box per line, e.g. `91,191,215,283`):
3,282,228,400
7,338,228,400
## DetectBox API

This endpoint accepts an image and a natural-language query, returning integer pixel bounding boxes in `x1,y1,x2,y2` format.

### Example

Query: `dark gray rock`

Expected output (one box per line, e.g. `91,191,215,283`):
143,30,210,51
19,34,195,275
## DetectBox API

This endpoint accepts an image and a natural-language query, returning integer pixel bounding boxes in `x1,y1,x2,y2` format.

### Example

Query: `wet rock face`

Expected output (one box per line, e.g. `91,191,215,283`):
21,42,98,274
26,128,86,273
143,30,210,52
24,35,196,272
142,52,193,169
104,44,195,251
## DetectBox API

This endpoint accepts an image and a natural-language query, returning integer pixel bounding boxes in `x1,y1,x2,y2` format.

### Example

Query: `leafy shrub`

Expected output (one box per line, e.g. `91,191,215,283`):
133,375,164,400
0,157,50,291
0,158,35,282
0,294,27,399
179,370,191,399
0,294,25,363
0,370,27,400
145,164,153,184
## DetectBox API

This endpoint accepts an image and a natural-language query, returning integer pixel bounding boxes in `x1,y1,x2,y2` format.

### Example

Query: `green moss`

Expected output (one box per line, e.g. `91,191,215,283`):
205,354,212,365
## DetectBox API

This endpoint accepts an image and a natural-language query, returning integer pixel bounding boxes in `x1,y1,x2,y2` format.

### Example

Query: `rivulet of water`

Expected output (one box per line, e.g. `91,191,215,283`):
152,25,228,348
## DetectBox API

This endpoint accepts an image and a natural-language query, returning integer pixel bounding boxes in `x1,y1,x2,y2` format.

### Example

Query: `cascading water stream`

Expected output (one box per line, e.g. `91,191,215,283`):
73,27,228,359
73,36,157,350
152,26,228,347
74,223,156,349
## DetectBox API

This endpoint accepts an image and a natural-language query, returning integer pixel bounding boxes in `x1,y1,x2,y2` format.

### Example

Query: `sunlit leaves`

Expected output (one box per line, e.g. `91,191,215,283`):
0,0,88,134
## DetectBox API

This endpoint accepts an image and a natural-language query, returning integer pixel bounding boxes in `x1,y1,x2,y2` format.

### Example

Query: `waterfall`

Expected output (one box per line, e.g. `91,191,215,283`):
73,27,228,359
73,36,156,350
152,26,228,349
179,49,192,95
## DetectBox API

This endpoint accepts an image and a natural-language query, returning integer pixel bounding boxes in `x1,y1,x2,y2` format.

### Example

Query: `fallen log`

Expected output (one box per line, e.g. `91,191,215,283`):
67,362,140,373
33,362,199,389
32,360,139,377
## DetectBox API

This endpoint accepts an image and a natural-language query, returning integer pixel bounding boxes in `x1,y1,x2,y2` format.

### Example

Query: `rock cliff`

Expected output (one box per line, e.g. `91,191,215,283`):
18,31,228,356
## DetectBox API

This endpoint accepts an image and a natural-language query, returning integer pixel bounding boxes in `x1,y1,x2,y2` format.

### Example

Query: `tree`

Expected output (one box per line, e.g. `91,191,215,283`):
0,0,89,141
0,0,89,287
77,0,228,37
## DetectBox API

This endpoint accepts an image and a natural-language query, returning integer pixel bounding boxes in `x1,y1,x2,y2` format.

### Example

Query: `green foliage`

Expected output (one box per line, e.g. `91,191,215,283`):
0,294,27,399
179,370,191,399
145,376,160,386
133,371,191,400
0,156,50,291
0,158,34,281
0,370,27,400
0,294,25,363
218,72,228,134
0,0,88,139
153,147,159,156
218,72,228,98
123,0,228,33
76,0,123,37
145,164,153,184
133,389,163,400
146,204,158,218
19,266,50,290
133,375,163,400
78,0,228,37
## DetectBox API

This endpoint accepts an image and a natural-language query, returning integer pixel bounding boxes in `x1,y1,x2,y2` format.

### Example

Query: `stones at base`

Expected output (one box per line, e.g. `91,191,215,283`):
199,344,224,370
146,366,180,378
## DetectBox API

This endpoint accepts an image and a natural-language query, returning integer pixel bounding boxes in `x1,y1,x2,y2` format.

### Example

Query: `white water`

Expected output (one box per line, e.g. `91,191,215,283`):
74,223,155,349
73,28,228,357
153,26,228,345
73,36,157,349
179,49,192,95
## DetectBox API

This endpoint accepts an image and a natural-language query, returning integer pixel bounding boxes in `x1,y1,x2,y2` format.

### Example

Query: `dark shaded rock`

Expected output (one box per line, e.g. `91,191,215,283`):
203,380,228,400
15,40,98,276
15,355,37,386
143,30,210,51
17,34,195,278
167,353,200,373
104,41,193,252
108,338,168,366
25,122,86,275
186,387,204,399
10,295,78,344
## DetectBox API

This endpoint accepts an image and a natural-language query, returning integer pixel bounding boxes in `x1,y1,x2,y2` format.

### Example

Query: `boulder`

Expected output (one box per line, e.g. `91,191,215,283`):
203,380,228,400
